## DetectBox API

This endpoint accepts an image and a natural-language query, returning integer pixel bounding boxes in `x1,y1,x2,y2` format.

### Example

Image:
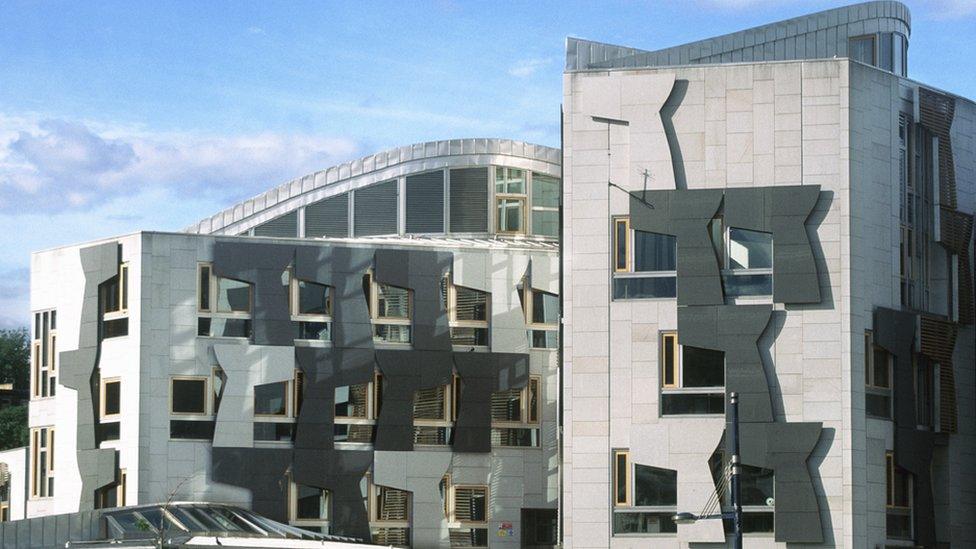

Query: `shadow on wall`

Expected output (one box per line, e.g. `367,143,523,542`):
807,427,837,546
787,189,835,312
758,310,787,422
661,79,689,190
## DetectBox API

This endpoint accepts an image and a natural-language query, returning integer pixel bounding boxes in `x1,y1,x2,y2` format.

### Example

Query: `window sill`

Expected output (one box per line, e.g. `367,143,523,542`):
660,413,724,418
196,335,250,342
335,442,373,450
295,339,332,347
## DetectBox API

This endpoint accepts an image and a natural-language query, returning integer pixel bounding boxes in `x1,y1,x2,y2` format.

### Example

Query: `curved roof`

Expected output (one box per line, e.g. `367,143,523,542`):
185,137,561,237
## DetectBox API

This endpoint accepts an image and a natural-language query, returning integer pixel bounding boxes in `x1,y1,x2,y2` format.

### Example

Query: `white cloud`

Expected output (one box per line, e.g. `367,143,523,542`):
0,114,361,213
926,0,976,20
508,57,553,78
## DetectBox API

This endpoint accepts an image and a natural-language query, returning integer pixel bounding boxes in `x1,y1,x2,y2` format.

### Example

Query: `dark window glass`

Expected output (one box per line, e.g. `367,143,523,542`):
739,465,774,507
879,32,894,72
521,508,557,546
850,36,875,65
296,484,327,520
102,318,129,339
455,286,488,321
169,420,215,440
101,276,121,314
866,393,891,419
722,273,772,297
450,327,488,346
612,277,676,299
682,346,725,387
104,381,121,416
661,393,724,415
530,330,558,349
96,422,120,443
254,382,288,416
216,278,251,313
723,512,774,534
334,384,369,418
490,428,538,447
886,512,912,539
172,379,207,414
532,291,558,324
448,528,487,547
633,231,676,272
615,453,628,504
633,465,677,506
199,266,210,310
615,221,628,271
873,348,890,387
612,512,677,534
297,281,330,315
198,318,251,338
253,422,295,441
728,228,772,270
333,423,375,443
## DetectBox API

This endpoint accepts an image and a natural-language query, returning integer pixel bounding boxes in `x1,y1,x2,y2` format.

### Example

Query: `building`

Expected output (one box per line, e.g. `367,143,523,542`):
562,1,975,548
10,139,563,547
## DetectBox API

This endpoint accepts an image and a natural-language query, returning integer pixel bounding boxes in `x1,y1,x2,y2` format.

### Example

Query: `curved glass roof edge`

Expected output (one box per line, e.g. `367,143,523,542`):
186,138,561,237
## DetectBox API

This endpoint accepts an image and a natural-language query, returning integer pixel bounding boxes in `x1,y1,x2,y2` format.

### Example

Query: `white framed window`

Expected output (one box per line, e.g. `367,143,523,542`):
886,451,913,541
864,331,893,419
364,271,412,344
367,475,411,546
30,426,54,499
659,331,725,416
612,217,677,299
441,274,489,348
289,479,330,534
494,167,527,235
334,372,382,445
288,269,333,342
31,310,57,399
611,449,678,536
413,376,459,446
253,370,304,443
447,481,489,548
521,284,558,349
490,376,541,447
197,262,253,338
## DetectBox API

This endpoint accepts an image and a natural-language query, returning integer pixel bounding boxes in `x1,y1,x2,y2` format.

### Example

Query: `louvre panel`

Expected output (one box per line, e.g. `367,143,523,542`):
490,388,521,422
354,181,398,236
449,168,488,233
406,171,445,233
919,88,956,210
455,286,488,321
920,316,960,433
377,486,409,521
413,386,446,420
940,210,974,324
453,487,486,522
305,193,348,237
252,211,298,237
372,527,410,546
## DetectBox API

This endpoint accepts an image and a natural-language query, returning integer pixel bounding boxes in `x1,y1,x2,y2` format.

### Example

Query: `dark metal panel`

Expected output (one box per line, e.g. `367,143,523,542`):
292,448,373,540
454,352,530,453
354,180,398,236
769,186,822,304
406,171,445,233
374,249,452,351
374,350,454,451
305,193,349,238
294,246,374,349
213,242,296,346
212,447,292,522
253,211,298,238
449,168,488,233
294,347,375,452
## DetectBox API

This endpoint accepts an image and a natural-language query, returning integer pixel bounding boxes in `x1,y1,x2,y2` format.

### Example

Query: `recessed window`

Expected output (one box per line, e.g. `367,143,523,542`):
490,377,541,447
289,271,333,342
613,217,677,299
30,426,55,499
197,263,253,338
886,452,913,540
254,381,288,416
716,221,773,298
364,271,412,344
864,331,892,419
32,310,57,399
522,285,558,349
289,481,330,533
413,376,458,446
660,332,725,416
849,35,875,65
98,377,121,443
612,450,678,535
171,378,208,415
369,478,411,546
253,371,304,443
95,469,126,510
531,173,559,237
334,373,381,444
100,263,129,338
442,275,490,347
495,167,526,235
709,449,774,534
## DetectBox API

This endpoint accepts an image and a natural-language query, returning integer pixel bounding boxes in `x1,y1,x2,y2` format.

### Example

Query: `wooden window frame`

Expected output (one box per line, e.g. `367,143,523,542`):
494,166,528,235
490,375,541,429
288,478,331,529
613,450,631,506
100,377,122,421
450,484,489,526
103,263,129,321
169,376,211,417
660,332,679,389
253,380,292,420
368,476,412,527
523,286,558,331
333,372,382,443
443,273,490,348
30,426,55,499
31,310,57,399
614,217,631,273
364,271,413,344
197,262,253,337
288,269,334,330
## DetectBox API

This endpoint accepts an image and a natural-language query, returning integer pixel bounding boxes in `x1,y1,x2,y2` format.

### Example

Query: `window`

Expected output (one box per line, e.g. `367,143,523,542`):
413,376,458,446
289,480,330,533
368,477,411,546
495,167,526,234
886,452,913,540
253,371,303,443
849,35,875,65
32,310,57,399
98,377,121,443
878,32,908,76
30,426,54,499
899,114,934,310
521,508,558,548
198,263,253,338
0,478,8,521
914,355,934,430
721,225,773,298
709,450,774,534
531,173,559,237
289,270,333,342
660,332,725,415
169,376,215,440
612,450,678,535
442,275,490,347
612,217,677,299
95,469,126,510
490,377,541,447
334,373,382,444
864,331,892,419
448,482,489,548
100,263,129,338
522,285,558,349
364,271,412,344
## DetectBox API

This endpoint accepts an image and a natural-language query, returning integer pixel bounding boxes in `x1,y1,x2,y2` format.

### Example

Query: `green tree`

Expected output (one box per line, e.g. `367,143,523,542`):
0,404,28,450
0,328,30,391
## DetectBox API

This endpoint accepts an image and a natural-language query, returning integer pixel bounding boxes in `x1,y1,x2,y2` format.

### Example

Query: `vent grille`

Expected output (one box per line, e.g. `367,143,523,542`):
252,211,298,237
305,193,348,237
354,181,398,236
406,171,445,233
449,168,488,233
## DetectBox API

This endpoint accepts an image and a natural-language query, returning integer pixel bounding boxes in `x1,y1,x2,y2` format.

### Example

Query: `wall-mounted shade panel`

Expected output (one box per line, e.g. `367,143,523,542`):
253,211,298,238
305,193,349,238
450,168,488,233
354,181,398,236
406,171,445,234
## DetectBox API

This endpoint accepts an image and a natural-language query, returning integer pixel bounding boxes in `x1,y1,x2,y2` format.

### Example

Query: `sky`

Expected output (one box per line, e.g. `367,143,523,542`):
1,0,975,328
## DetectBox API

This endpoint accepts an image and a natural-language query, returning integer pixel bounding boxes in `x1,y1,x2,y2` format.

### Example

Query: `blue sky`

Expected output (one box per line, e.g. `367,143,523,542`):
1,0,975,327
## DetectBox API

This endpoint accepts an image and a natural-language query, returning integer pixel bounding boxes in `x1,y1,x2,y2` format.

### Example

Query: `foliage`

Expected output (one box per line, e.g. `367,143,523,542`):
0,328,30,390
0,404,28,450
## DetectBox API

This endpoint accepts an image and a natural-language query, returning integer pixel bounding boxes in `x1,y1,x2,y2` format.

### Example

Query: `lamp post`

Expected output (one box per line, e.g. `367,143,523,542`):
672,392,743,549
